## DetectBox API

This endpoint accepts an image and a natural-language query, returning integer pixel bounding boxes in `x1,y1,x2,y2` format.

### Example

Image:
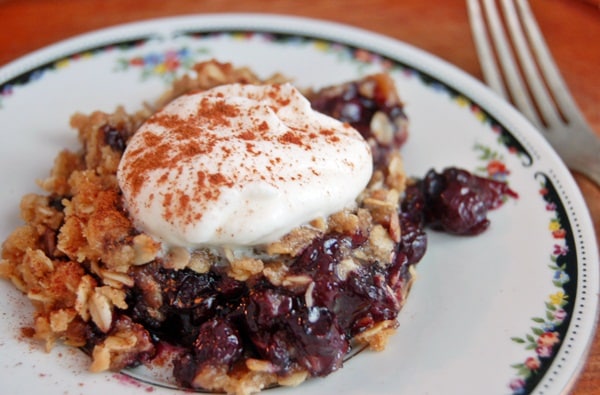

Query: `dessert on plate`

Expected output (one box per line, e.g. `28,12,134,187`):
0,60,514,394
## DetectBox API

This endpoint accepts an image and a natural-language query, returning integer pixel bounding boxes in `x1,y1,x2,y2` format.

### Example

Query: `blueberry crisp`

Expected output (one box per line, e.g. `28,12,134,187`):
0,60,515,394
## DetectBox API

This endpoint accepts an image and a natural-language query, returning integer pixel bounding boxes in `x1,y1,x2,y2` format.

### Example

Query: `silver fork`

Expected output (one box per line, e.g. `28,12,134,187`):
467,0,600,186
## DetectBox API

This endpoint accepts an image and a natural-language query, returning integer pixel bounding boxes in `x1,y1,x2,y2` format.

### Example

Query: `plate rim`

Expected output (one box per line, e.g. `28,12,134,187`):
0,12,597,395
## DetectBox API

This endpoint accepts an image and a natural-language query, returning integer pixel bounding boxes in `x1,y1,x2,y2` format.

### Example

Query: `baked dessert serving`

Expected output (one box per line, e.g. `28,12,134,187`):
0,60,515,394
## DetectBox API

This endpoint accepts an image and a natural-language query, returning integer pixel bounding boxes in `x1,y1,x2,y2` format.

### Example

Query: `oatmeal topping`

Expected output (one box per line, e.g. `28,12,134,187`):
118,83,373,248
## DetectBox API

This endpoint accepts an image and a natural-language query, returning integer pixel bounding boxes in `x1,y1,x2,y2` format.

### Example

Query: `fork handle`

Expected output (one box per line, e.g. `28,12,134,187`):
559,127,600,187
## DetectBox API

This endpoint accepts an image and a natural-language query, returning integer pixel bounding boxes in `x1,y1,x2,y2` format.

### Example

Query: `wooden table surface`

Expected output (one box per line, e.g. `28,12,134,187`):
0,0,598,393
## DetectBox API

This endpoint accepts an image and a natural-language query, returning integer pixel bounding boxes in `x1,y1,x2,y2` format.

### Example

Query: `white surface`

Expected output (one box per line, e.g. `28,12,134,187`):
0,14,597,395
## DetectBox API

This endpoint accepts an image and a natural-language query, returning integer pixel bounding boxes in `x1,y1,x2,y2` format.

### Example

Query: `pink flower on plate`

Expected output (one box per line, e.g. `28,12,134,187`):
536,345,554,358
553,244,569,256
354,48,373,62
524,356,541,371
538,331,560,347
486,159,509,178
380,59,394,70
164,58,181,71
509,378,526,391
554,309,567,321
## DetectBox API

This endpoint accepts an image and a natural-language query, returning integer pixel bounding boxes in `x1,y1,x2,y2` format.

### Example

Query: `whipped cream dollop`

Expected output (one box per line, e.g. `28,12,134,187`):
117,83,373,248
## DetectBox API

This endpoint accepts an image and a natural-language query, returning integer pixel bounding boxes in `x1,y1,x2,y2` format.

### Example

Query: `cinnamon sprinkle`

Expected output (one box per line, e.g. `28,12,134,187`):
278,131,307,148
118,82,367,241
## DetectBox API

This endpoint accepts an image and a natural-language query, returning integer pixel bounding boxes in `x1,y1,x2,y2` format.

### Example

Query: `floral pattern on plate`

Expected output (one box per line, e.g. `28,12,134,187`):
0,39,149,108
115,47,209,83
508,174,576,394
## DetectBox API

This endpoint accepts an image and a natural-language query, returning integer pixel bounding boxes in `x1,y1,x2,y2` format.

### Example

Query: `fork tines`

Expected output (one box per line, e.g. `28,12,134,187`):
467,0,577,129
467,0,600,186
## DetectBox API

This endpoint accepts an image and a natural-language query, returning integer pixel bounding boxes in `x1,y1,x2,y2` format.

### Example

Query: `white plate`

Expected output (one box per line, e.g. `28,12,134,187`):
0,14,597,395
